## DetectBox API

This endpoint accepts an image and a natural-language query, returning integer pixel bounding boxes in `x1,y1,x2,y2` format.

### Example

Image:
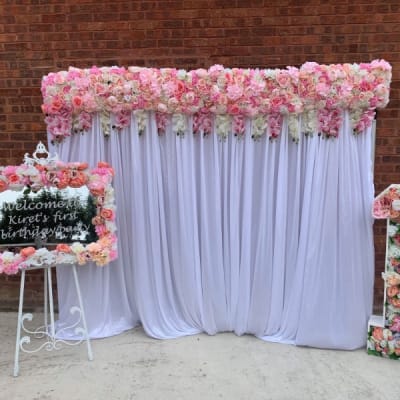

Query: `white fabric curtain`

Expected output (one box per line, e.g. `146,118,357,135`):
49,111,375,350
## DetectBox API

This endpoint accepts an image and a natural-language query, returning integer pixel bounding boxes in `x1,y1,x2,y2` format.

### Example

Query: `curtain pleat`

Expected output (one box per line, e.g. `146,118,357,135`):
49,111,374,349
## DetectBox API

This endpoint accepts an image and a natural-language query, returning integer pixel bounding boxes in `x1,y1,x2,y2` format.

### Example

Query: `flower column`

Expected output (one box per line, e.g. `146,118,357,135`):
368,184,400,360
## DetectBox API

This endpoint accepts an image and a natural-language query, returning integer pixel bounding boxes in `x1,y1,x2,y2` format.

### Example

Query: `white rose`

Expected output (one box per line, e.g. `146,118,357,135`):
1,251,15,263
392,199,400,211
71,242,85,254
388,224,398,237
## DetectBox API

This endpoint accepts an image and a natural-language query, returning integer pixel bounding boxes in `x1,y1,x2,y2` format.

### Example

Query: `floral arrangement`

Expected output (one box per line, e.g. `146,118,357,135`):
368,325,400,358
367,211,400,359
41,60,391,143
372,184,400,219
0,161,117,275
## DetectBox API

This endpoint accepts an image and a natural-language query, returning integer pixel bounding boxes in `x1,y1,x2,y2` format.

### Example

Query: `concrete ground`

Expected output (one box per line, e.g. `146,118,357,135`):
0,312,397,400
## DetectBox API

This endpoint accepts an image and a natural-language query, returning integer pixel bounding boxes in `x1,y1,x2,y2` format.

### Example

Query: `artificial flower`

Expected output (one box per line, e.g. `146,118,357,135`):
41,61,391,142
0,160,118,274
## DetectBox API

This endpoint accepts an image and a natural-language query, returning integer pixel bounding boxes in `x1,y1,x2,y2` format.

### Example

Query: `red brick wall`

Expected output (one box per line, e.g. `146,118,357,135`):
0,0,399,310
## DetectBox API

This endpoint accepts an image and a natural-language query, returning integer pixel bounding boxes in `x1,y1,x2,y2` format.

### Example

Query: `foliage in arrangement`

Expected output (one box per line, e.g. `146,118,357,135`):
0,161,117,275
368,186,400,360
41,60,391,143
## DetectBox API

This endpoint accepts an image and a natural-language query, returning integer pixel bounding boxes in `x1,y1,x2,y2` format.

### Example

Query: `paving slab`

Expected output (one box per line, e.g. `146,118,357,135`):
0,312,397,400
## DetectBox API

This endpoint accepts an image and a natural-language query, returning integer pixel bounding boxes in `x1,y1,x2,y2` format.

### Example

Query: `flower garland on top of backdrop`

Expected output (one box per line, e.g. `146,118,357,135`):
41,60,391,144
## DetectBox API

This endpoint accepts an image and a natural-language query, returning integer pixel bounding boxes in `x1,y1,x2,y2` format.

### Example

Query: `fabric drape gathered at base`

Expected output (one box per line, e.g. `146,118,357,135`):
50,111,375,350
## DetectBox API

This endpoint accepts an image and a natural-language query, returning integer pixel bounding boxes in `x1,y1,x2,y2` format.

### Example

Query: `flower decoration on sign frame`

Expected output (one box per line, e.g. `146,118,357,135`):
0,143,117,275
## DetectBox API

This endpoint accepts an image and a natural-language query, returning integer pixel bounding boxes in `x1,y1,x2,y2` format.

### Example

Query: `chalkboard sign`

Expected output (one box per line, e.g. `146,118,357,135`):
0,187,97,245
0,142,117,275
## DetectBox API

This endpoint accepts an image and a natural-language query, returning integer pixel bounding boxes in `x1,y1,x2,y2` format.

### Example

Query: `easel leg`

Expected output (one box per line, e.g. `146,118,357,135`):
72,265,93,361
13,270,26,377
47,266,56,340
44,268,48,336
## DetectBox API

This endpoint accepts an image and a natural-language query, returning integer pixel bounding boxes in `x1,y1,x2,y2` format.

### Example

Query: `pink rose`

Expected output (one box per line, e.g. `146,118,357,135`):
393,235,400,246
89,181,105,196
72,96,83,108
226,84,243,101
95,224,108,237
76,251,90,265
69,171,87,188
389,297,400,308
98,236,112,248
276,71,291,88
8,174,20,184
56,243,71,253
109,249,118,261
62,85,71,94
87,242,102,254
3,166,17,176
0,179,8,192
390,316,400,332
54,73,66,85
55,170,70,189
270,97,284,111
73,162,88,171
50,99,63,113
387,285,400,298
228,104,240,115
20,247,36,259
372,327,384,341
97,161,111,169
100,208,115,221
46,170,58,183
175,80,186,96
92,215,103,226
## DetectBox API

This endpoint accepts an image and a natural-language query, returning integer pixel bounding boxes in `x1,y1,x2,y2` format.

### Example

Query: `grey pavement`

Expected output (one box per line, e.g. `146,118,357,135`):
0,312,397,400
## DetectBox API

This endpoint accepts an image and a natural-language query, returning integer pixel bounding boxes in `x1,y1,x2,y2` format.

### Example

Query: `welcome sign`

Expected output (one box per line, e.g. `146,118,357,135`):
0,188,97,245
0,142,118,275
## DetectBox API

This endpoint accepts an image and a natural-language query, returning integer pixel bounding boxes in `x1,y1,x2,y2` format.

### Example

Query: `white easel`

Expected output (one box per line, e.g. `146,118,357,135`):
7,142,94,376
14,263,93,377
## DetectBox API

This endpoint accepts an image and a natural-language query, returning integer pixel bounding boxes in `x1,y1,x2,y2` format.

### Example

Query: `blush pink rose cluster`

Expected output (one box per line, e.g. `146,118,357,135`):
0,161,90,193
41,61,391,143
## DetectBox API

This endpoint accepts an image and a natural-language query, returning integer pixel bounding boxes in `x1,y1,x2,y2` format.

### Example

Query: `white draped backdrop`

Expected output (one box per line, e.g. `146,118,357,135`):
49,111,375,350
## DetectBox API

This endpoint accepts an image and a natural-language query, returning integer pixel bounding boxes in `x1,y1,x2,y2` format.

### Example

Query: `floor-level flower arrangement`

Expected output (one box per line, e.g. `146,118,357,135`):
368,185,400,360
